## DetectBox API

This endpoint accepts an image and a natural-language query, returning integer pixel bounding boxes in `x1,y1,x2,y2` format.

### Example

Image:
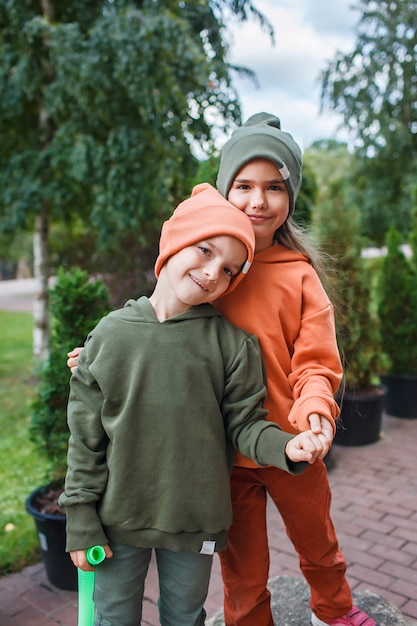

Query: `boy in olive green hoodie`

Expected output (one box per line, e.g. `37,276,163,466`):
60,182,330,626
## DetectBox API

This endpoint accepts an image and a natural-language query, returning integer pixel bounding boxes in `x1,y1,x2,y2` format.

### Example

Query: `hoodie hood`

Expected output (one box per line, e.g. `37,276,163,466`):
107,296,222,325
254,244,310,265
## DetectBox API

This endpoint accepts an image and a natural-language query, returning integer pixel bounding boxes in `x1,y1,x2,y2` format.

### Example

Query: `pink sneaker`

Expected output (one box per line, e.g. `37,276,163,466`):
311,606,377,626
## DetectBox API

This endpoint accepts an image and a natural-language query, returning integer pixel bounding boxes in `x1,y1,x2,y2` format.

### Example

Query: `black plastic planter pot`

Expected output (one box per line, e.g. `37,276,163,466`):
380,374,417,419
334,385,387,446
25,486,77,591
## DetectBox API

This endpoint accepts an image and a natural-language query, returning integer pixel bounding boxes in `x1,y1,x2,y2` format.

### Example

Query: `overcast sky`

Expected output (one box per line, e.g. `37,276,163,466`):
226,0,360,150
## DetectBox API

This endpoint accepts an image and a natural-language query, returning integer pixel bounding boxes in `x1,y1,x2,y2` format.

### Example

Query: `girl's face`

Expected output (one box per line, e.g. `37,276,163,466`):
165,235,247,310
227,159,290,252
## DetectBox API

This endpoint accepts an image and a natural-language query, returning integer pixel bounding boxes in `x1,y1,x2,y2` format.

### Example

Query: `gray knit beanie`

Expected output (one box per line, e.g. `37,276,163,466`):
216,112,303,216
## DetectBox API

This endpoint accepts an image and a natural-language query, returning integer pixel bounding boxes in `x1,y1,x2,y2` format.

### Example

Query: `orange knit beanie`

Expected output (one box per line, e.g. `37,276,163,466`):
155,183,255,296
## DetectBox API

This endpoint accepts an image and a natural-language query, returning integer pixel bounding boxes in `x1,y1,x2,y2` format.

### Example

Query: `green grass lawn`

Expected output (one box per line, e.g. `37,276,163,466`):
0,310,48,575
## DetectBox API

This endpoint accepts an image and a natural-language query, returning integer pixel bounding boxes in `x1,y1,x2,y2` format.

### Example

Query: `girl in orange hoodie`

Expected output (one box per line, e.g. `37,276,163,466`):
213,113,376,626
68,113,377,626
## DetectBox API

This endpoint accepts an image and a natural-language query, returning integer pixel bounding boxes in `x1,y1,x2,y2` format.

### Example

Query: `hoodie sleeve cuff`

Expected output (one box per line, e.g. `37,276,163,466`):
60,503,108,552
288,396,337,434
255,426,307,475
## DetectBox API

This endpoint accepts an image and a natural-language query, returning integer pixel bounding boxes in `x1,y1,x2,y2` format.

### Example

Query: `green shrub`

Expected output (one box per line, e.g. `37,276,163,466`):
29,267,110,480
378,226,417,375
316,179,385,391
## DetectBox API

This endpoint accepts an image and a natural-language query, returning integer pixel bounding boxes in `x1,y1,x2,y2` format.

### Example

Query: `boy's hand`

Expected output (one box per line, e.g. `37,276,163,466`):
70,544,113,571
285,430,331,464
308,413,334,444
67,347,83,373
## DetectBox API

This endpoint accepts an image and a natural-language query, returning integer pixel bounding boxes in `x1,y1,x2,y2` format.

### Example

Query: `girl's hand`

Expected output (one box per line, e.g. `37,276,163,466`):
70,544,113,571
67,347,83,373
308,413,334,443
285,430,331,464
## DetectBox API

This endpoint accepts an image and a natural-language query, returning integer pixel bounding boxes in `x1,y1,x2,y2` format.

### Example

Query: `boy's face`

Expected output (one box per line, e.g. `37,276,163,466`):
227,158,290,252
166,235,247,306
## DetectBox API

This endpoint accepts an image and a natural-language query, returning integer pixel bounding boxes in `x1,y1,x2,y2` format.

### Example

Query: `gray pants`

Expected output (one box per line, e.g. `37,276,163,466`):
93,542,213,626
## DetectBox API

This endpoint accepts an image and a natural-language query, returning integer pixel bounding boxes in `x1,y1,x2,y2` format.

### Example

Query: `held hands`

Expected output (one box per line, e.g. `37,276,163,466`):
285,430,331,464
285,413,334,464
67,347,83,373
70,544,113,571
308,413,334,444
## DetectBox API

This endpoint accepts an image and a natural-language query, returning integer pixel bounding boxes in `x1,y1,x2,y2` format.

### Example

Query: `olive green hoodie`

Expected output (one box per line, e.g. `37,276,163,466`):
59,296,305,554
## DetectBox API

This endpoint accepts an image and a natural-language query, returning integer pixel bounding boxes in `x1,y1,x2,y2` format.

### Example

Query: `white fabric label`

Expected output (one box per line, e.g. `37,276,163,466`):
241,260,252,274
200,540,216,555
279,164,290,180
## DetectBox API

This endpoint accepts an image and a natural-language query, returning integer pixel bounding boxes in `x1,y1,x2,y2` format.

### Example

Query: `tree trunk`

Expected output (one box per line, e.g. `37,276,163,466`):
33,210,49,359
33,0,54,359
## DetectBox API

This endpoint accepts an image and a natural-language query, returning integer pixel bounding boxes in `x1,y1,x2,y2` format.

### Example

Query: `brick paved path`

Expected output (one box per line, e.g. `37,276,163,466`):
1,414,416,626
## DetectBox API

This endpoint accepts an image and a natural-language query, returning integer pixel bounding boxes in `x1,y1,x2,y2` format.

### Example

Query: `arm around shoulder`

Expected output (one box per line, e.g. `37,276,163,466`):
59,341,109,552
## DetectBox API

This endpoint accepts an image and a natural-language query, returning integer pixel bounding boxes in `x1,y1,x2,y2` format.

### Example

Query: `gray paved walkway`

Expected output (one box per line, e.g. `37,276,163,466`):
0,278,37,312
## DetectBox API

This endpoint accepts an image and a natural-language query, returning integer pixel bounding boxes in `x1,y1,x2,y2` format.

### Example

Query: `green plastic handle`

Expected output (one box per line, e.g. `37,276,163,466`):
86,545,106,566
77,546,106,626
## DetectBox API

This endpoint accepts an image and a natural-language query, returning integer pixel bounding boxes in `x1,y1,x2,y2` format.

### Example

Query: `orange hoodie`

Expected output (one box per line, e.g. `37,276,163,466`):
215,244,343,469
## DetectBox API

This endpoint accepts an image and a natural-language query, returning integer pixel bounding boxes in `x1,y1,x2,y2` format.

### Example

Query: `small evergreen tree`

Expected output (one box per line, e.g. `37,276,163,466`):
378,225,417,375
316,179,384,391
30,267,110,480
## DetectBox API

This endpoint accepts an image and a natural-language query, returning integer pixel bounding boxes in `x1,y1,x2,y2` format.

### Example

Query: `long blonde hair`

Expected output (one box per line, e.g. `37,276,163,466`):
275,218,334,299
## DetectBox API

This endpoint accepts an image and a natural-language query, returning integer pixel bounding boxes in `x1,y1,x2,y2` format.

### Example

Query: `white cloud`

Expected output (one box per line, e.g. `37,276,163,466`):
226,0,359,149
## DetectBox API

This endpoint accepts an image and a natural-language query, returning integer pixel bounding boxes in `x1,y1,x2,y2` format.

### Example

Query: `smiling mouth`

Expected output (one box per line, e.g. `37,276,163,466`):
248,214,269,222
189,274,209,291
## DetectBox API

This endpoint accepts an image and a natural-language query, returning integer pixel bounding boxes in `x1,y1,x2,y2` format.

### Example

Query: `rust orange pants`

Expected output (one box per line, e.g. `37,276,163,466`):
219,461,352,626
